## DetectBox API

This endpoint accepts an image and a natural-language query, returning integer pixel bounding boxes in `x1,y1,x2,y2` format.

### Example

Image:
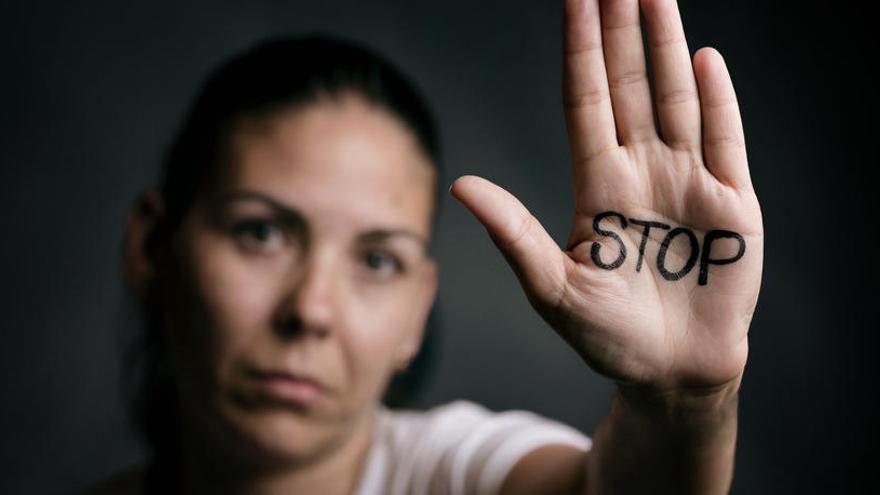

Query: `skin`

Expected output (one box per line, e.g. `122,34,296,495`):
120,0,762,492
124,94,438,494
455,0,763,493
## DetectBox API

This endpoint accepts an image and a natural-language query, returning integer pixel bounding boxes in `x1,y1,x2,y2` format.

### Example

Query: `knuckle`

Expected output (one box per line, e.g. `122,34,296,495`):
658,87,700,106
609,69,649,90
505,214,536,251
650,35,688,51
564,86,610,109
704,134,744,149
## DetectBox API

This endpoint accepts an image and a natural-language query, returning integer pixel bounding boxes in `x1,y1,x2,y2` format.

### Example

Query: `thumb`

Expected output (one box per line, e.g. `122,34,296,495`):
449,175,566,307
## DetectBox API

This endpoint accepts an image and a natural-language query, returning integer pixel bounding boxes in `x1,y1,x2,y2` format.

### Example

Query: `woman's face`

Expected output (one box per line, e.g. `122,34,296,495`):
156,95,437,464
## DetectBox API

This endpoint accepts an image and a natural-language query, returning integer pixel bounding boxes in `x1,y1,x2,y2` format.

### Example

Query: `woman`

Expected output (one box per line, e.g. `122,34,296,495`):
95,0,764,493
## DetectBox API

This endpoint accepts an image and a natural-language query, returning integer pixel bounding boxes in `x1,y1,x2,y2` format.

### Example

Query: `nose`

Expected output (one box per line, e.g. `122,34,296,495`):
274,251,337,340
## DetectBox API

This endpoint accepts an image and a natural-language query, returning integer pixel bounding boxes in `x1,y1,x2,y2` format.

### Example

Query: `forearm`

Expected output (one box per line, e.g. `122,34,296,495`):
582,380,740,495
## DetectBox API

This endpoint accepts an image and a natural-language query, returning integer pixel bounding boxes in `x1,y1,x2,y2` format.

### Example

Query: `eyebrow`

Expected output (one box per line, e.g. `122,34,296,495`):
210,190,430,252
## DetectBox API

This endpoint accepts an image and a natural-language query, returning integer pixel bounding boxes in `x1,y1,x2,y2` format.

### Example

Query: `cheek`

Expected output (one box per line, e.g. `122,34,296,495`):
200,257,279,352
205,264,274,326
341,290,418,388
172,242,281,382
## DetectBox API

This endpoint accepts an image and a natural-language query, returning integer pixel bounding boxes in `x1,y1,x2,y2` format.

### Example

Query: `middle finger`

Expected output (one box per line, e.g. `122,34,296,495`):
601,0,657,144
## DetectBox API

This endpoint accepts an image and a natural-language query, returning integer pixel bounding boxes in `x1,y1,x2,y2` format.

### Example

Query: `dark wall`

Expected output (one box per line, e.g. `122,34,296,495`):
0,1,874,493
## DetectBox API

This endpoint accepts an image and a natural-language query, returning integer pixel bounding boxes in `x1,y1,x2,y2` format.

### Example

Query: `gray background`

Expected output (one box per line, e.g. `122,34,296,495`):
0,0,874,493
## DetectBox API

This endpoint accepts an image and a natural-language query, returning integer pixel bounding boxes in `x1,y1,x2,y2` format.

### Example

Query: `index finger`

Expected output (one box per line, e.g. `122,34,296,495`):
563,0,619,164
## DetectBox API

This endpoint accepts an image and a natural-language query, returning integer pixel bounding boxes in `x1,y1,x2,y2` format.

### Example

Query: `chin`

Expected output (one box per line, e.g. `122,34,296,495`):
217,403,337,465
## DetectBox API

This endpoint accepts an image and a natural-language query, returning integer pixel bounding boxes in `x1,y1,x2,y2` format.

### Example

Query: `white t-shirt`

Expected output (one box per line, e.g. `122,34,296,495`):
84,400,591,495
353,400,592,495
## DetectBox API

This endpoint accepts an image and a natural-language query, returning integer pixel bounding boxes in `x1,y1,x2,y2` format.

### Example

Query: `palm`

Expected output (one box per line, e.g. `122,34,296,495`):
561,142,762,388
452,0,763,391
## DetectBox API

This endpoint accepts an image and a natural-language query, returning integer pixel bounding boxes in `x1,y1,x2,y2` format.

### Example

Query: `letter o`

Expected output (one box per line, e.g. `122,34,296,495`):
656,227,699,281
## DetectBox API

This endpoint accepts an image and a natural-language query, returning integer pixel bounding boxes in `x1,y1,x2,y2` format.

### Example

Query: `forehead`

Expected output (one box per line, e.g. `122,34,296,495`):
220,96,436,238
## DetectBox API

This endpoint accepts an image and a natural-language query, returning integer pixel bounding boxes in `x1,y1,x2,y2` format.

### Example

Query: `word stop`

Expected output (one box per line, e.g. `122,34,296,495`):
589,211,745,286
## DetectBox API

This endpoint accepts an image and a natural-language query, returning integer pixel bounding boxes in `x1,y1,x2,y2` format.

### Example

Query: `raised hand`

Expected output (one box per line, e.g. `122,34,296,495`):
450,0,763,395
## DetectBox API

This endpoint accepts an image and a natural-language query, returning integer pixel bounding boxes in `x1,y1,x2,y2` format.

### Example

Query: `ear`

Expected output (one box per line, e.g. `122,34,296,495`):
121,189,165,300
394,258,438,370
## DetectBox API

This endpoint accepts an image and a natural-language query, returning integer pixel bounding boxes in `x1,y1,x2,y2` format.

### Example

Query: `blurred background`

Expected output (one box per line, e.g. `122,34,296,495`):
0,0,875,493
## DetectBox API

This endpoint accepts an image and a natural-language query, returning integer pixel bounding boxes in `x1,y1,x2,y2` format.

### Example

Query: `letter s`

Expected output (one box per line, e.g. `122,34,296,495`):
590,211,628,270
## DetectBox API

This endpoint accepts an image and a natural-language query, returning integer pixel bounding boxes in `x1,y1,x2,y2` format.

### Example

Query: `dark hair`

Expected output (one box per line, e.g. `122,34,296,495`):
125,34,442,492
152,35,442,249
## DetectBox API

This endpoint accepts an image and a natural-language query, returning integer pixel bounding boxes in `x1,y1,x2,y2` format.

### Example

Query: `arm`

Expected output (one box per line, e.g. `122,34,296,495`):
453,0,763,493
583,382,740,494
499,383,739,495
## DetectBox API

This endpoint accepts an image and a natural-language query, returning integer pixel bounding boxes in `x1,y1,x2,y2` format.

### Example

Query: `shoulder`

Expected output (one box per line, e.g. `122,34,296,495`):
383,399,590,453
369,400,590,495
78,465,145,495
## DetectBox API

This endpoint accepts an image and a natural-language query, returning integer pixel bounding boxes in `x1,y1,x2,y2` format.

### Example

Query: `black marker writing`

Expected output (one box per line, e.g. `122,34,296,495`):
588,210,745,286
699,230,746,286
590,211,627,270
657,227,699,281
629,219,670,272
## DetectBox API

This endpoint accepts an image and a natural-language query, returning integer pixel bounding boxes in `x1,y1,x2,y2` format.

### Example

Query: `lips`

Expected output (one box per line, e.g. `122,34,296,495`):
246,368,327,406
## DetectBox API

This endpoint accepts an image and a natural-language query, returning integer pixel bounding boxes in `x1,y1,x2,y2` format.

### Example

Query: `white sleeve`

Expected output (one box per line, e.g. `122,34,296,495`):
402,400,592,495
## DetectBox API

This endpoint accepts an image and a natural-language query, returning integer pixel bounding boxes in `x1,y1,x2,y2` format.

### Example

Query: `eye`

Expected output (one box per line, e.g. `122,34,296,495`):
232,219,286,253
361,248,404,279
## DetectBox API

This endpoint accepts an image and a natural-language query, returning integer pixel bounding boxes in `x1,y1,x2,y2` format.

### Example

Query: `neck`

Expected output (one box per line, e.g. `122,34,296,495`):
175,407,377,495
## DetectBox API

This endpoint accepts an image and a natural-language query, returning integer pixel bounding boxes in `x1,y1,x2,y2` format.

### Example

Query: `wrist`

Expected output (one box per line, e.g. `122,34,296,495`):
613,373,742,423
